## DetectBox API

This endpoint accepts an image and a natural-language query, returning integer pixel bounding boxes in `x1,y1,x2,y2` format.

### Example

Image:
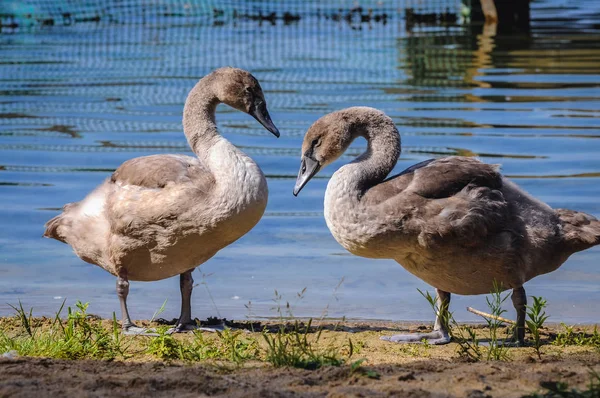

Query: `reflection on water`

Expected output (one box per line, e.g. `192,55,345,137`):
0,1,599,324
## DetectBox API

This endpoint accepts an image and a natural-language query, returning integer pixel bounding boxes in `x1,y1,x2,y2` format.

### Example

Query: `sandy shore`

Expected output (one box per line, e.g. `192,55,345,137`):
1,320,599,397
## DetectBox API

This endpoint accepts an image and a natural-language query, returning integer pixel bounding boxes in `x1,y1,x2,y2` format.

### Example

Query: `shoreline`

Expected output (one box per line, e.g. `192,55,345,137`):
1,317,599,397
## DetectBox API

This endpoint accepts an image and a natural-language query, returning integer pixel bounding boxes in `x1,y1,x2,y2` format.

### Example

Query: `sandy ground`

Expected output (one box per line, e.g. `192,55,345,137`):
1,320,599,397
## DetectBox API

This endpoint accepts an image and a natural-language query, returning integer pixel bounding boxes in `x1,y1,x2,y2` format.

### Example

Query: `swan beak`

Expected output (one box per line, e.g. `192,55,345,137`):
250,101,280,137
293,156,320,196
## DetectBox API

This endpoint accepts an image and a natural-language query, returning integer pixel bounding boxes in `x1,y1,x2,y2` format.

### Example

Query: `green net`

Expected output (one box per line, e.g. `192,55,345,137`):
1,0,467,27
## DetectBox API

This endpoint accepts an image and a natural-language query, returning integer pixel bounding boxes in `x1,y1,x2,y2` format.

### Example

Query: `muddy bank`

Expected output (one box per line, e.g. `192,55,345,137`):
2,355,600,397
1,320,599,397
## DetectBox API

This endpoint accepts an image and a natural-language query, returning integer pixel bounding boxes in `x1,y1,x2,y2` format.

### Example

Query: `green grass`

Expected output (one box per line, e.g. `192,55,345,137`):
552,324,600,349
262,318,352,369
0,300,128,360
144,326,259,363
1,295,350,369
261,286,353,370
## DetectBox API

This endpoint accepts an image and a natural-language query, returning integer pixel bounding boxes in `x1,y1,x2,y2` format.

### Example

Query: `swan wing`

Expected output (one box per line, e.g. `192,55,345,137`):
410,157,510,248
107,154,216,237
367,157,511,248
111,154,214,189
408,156,503,198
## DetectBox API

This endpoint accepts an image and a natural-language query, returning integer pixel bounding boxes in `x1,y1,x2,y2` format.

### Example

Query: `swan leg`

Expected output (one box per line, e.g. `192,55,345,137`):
167,269,230,334
117,272,156,336
170,269,198,333
511,286,527,345
380,289,451,345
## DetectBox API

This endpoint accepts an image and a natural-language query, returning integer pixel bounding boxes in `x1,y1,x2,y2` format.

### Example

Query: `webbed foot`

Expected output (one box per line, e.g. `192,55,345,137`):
123,325,159,336
168,322,232,334
380,330,451,345
168,322,199,334
197,323,229,333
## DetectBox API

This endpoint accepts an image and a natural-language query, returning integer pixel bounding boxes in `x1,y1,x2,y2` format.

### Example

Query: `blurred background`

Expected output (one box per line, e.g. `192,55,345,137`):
0,0,599,325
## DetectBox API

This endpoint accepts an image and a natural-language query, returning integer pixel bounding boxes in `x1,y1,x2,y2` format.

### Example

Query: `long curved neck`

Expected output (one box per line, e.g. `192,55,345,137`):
339,111,401,195
324,111,401,251
182,76,221,160
182,75,266,203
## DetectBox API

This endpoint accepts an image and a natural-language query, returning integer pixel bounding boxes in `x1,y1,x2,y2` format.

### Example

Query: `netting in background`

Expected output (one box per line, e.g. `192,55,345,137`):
1,0,468,28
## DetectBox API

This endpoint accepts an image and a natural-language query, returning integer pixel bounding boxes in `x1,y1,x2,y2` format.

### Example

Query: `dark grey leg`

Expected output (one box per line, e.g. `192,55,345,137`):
511,286,527,345
169,268,227,333
171,269,197,333
117,272,153,335
380,288,452,345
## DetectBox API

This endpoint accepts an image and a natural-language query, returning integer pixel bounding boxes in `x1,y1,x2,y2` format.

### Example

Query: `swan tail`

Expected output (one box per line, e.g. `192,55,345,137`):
43,202,78,243
556,209,600,252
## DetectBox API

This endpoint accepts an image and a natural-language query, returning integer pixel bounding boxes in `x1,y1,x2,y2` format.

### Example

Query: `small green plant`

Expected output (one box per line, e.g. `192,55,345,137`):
145,326,186,360
150,299,168,322
553,324,600,349
483,282,511,361
8,301,34,337
351,339,365,355
526,296,549,359
349,358,380,379
211,328,259,363
395,342,432,358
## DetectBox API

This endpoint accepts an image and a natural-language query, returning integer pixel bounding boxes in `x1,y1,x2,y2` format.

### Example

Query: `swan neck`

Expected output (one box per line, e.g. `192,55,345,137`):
182,76,264,201
182,77,220,157
348,118,401,192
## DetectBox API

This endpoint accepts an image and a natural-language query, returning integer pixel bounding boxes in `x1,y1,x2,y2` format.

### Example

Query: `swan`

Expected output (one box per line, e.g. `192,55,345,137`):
44,67,280,334
293,106,600,344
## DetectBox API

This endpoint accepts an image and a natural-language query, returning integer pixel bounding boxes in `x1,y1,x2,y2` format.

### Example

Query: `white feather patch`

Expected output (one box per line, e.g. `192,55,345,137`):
80,190,106,218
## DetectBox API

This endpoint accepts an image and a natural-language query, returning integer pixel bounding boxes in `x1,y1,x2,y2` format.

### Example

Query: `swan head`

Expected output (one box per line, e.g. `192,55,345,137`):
212,67,280,137
293,110,356,196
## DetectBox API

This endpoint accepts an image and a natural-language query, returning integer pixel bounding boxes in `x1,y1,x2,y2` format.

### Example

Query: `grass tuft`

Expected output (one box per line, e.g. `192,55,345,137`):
552,324,600,349
1,300,128,360
262,318,351,369
526,296,549,359
144,326,259,363
262,284,353,370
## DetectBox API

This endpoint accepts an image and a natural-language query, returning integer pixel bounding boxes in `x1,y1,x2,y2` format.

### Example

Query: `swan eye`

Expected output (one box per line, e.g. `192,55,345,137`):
312,138,321,148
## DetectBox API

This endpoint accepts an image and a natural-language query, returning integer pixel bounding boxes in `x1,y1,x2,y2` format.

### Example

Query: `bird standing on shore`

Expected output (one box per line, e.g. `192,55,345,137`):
293,106,600,345
44,68,280,334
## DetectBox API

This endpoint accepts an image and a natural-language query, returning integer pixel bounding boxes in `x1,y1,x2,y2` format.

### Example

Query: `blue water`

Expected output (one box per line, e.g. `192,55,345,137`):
1,1,599,325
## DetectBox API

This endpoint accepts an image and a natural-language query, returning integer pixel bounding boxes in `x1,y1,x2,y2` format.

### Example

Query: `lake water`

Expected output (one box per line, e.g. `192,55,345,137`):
1,0,599,325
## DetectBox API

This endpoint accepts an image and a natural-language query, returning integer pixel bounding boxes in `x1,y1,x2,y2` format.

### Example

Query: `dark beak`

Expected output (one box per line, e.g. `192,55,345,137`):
293,156,321,196
250,100,280,138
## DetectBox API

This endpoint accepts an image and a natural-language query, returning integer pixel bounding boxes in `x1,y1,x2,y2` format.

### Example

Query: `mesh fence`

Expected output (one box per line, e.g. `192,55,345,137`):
1,0,468,28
